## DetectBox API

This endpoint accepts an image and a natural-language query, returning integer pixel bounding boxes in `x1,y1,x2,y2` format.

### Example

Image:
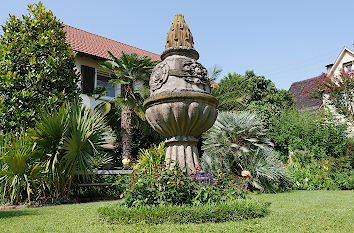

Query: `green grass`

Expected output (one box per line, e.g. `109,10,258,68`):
0,190,353,232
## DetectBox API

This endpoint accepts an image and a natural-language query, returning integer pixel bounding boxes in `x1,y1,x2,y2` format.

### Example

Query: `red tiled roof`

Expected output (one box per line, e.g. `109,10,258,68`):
63,25,160,61
289,77,323,110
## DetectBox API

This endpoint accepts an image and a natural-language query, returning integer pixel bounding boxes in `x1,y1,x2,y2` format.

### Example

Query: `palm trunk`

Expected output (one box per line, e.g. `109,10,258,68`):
121,107,133,160
121,83,133,160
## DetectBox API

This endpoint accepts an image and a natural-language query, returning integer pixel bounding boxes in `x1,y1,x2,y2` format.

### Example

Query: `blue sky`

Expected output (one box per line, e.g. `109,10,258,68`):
1,0,353,90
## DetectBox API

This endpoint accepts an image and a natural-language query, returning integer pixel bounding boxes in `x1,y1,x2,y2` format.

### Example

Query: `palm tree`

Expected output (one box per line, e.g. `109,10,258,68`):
201,111,291,192
101,52,158,160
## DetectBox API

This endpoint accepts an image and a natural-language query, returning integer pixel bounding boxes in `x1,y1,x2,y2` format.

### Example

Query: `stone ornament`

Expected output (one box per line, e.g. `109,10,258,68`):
144,14,218,173
150,62,169,91
165,14,194,49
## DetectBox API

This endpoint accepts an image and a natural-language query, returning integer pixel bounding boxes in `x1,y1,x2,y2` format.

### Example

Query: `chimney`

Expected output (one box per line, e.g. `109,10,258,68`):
325,63,334,73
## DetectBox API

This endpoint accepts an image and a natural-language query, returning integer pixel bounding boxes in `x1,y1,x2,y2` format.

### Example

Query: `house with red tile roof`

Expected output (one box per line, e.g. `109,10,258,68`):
63,25,160,108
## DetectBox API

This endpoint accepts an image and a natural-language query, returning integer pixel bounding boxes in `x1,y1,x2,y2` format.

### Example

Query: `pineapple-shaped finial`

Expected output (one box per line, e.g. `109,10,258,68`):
165,14,194,49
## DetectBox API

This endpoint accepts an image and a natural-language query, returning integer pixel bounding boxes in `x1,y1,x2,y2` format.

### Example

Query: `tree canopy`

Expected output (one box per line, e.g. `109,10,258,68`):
0,2,80,133
211,70,295,127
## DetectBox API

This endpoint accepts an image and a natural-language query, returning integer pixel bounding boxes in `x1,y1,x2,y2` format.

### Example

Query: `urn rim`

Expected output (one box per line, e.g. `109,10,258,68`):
144,91,219,109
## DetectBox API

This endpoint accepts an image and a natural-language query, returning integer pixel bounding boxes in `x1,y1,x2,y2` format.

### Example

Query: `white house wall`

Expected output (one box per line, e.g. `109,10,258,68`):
75,54,121,109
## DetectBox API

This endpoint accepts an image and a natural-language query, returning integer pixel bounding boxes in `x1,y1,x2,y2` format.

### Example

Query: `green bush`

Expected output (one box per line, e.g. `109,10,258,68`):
98,199,270,224
124,166,195,207
0,132,41,204
269,109,350,161
33,102,113,198
287,150,353,190
136,142,166,173
124,166,249,207
0,2,80,133
0,102,113,203
202,111,291,192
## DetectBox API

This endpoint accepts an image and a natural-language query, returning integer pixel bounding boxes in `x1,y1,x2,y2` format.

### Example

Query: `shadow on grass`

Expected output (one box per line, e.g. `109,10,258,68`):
0,209,39,219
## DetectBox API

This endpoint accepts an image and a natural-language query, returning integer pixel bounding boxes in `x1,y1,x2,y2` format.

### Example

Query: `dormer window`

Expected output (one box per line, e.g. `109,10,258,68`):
343,62,353,72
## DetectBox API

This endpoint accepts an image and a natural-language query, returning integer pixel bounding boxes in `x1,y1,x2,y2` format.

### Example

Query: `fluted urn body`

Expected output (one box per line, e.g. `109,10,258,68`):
144,15,218,173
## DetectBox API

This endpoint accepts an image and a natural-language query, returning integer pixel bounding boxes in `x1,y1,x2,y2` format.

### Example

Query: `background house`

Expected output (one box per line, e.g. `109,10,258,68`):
289,46,354,110
289,77,323,110
63,25,160,108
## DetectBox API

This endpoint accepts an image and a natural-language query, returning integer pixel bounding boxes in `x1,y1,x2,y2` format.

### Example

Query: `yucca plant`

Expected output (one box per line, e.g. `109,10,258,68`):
202,111,290,192
33,102,113,197
136,142,166,174
0,132,42,204
241,149,292,192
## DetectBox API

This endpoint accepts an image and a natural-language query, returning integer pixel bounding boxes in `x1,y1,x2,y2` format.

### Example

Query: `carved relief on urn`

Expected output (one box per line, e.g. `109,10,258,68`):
144,14,218,173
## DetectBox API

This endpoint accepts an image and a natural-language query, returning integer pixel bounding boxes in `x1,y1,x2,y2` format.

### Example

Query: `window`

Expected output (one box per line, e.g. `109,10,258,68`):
346,64,352,72
81,65,119,98
343,62,353,72
97,72,116,98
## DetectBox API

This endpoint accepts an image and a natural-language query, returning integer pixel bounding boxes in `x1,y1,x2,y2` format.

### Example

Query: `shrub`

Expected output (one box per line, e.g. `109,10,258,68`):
0,132,42,204
202,111,291,192
32,102,113,198
0,2,80,133
124,166,249,207
135,142,166,173
287,150,353,190
124,166,195,207
98,199,270,224
269,109,350,161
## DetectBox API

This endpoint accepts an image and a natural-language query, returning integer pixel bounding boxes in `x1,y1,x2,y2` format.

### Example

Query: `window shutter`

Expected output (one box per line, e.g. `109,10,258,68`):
81,65,95,95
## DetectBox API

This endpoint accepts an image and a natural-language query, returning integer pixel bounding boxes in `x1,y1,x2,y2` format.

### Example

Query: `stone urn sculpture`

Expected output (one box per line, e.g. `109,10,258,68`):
144,14,218,173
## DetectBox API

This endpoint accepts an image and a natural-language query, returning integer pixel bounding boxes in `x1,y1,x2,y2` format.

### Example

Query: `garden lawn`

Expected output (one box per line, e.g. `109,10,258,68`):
0,190,352,232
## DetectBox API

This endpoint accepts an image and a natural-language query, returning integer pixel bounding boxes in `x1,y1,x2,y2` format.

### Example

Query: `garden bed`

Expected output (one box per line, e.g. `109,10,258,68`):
98,199,270,224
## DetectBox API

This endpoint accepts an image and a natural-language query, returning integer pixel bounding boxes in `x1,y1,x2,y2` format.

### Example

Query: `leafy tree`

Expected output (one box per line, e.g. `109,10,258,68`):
0,2,80,133
212,70,293,113
212,70,295,129
100,52,159,160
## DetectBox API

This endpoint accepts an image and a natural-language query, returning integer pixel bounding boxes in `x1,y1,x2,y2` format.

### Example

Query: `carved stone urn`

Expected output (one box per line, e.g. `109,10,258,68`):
144,14,218,173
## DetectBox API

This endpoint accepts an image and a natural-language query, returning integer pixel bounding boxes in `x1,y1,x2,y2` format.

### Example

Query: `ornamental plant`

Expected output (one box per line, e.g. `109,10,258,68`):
0,2,80,133
307,70,354,122
201,111,291,192
123,165,249,207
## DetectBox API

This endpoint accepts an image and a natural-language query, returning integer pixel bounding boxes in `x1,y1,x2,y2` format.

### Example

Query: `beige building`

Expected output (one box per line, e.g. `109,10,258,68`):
63,25,160,109
326,47,354,77
325,47,354,133
289,46,354,134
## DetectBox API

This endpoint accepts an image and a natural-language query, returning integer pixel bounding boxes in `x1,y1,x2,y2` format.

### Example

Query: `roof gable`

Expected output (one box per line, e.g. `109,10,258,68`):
63,25,160,61
289,77,323,110
328,47,354,77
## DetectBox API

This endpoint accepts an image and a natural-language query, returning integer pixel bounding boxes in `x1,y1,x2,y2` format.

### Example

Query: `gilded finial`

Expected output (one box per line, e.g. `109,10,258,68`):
165,14,194,49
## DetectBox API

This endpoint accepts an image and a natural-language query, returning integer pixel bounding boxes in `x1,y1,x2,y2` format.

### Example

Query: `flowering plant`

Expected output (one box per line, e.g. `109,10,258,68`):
307,70,354,121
